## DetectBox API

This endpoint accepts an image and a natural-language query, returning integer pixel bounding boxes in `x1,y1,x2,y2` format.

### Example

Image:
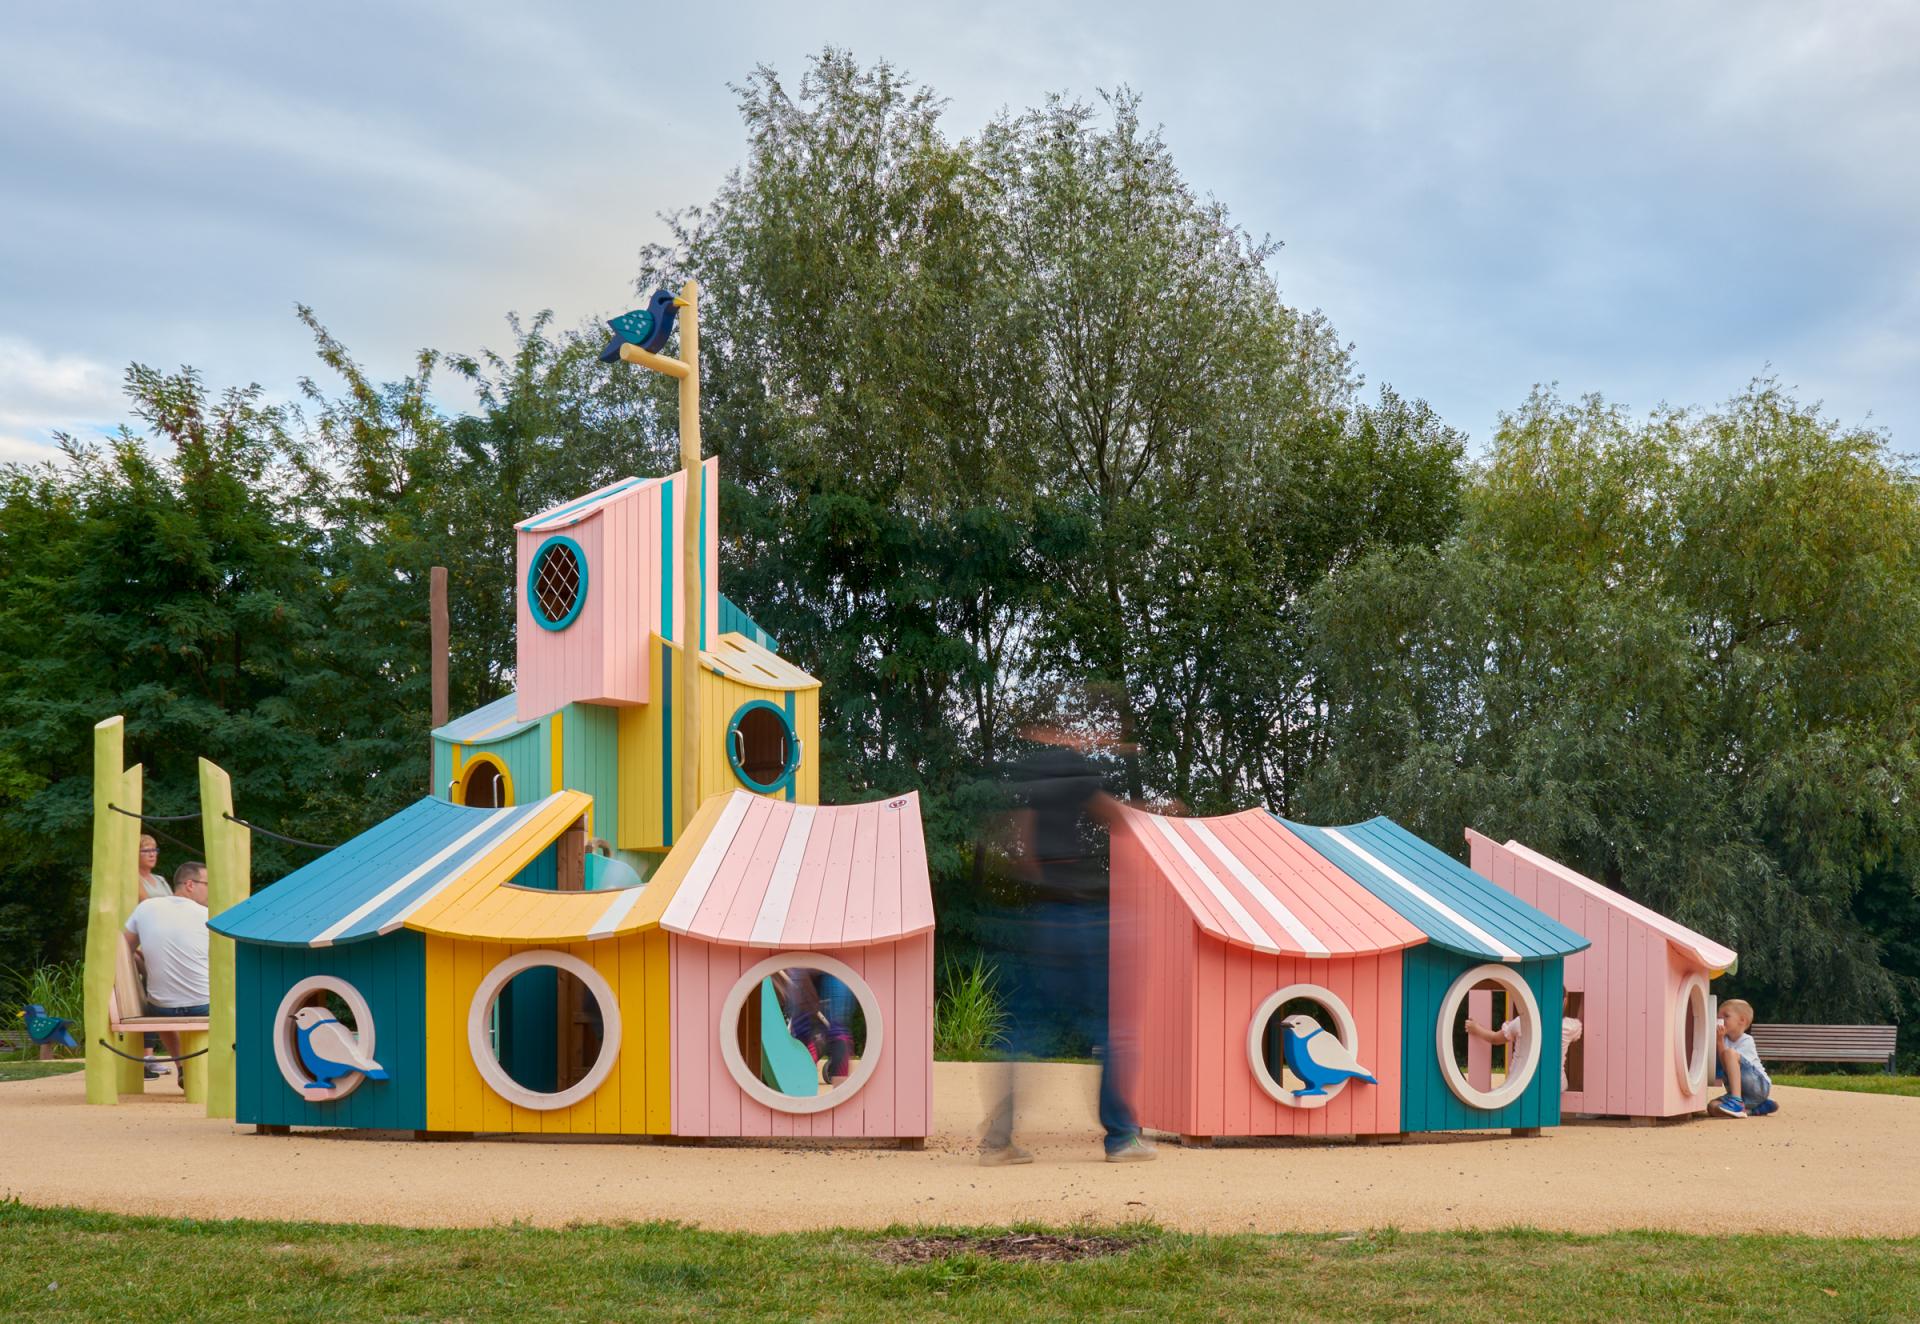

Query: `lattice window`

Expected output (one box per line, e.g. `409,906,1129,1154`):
529,537,585,629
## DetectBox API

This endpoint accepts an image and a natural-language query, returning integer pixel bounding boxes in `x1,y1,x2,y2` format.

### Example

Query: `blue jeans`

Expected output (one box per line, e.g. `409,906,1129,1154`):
150,1003,210,1017
984,901,1138,1152
1717,1059,1771,1108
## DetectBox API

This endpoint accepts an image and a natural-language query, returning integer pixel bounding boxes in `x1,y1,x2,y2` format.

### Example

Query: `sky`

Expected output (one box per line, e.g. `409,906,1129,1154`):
3,2,1917,464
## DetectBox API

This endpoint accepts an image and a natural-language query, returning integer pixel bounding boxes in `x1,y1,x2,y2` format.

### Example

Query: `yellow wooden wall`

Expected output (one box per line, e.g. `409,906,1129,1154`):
423,929,671,1135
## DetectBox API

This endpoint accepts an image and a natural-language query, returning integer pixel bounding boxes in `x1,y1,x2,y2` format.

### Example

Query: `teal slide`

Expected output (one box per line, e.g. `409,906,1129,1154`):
757,977,818,1096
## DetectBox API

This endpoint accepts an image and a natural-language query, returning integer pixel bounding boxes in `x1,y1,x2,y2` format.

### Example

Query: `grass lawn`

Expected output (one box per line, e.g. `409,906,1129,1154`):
2,1203,1917,1322
0,1060,82,1082
1776,1074,1920,1098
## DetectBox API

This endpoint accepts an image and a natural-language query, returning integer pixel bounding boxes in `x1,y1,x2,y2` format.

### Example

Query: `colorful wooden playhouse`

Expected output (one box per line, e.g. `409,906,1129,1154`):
208,282,934,1142
1111,808,1589,1142
1467,831,1737,1121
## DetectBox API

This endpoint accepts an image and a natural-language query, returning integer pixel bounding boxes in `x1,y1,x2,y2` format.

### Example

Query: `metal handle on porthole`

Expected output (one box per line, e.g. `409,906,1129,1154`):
732,728,745,765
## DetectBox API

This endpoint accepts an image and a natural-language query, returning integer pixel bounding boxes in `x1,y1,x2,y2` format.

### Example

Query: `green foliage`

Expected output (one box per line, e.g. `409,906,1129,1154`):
1772,1074,1920,1097
934,953,1010,1060
1,960,83,1054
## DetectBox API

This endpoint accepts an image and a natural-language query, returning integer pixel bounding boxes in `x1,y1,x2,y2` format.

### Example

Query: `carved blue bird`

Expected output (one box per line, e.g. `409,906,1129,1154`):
1280,1013,1376,1097
293,1006,388,1090
20,1004,78,1051
599,288,686,363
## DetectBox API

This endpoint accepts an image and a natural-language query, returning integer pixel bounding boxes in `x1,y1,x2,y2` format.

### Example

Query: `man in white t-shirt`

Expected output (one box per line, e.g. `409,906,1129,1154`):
123,861,211,1086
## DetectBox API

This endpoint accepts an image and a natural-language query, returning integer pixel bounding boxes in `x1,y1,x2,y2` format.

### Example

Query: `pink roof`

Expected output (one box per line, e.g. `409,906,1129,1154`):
1118,807,1425,958
1494,835,1738,974
656,791,933,949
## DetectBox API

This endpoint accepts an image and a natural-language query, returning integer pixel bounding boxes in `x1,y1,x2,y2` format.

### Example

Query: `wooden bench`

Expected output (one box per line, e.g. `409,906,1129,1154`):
110,937,210,1036
1749,1023,1897,1073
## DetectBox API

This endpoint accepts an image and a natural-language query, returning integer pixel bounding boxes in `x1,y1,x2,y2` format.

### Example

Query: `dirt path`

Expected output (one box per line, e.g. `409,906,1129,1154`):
3,1064,1913,1235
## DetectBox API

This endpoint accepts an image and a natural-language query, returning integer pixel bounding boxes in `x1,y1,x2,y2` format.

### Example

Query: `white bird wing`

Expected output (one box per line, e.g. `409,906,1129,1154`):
1303,1031,1370,1078
308,1020,381,1072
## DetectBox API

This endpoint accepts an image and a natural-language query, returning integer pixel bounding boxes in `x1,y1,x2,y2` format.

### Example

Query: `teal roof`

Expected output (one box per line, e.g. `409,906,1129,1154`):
432,693,540,745
1279,816,1589,963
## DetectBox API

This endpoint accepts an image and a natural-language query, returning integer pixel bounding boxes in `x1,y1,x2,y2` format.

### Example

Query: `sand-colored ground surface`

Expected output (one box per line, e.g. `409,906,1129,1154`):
3,1064,1914,1234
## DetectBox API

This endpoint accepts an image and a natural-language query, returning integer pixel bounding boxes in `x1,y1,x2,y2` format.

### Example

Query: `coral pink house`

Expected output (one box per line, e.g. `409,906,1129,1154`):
1467,831,1738,1121
1110,807,1425,1140
656,790,935,1140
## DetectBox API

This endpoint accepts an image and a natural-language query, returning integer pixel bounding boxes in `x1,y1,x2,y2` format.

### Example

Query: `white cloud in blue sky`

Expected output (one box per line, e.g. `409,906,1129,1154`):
2,1,1915,459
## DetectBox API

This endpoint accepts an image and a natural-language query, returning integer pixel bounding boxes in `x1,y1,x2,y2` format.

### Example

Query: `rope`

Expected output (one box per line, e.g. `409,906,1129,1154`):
95,1038,209,1065
107,806,202,858
223,813,335,851
107,804,202,823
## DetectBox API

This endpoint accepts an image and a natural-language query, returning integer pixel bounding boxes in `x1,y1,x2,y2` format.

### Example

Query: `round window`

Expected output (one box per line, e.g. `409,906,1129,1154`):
1436,964,1543,1110
1675,973,1711,1093
467,950,621,1111
727,701,797,792
274,976,380,1102
529,536,588,630
1246,984,1370,1110
718,954,883,1114
459,757,508,808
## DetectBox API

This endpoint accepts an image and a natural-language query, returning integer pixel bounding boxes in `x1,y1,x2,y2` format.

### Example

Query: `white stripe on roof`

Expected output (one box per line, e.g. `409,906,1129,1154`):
520,477,650,530
1150,816,1279,953
749,804,817,947
659,792,754,933
313,805,526,947
1187,819,1330,956
588,884,649,938
379,796,572,936
1327,828,1521,962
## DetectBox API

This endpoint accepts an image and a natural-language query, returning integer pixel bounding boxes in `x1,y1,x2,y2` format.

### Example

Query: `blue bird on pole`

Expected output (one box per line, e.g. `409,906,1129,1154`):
599,288,688,363
19,1004,79,1051
293,1006,388,1091
1280,1013,1377,1097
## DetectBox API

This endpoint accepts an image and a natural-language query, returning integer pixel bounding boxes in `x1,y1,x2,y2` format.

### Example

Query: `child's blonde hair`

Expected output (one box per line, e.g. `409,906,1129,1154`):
1720,998,1754,1023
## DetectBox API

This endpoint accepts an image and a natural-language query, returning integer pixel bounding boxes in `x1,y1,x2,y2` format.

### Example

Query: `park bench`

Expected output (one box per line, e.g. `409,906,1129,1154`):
1749,1023,1897,1073
109,936,210,1037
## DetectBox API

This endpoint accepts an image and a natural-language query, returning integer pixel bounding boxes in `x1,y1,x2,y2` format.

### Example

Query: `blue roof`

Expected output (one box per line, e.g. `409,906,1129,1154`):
432,693,541,745
1280,816,1589,963
211,795,580,948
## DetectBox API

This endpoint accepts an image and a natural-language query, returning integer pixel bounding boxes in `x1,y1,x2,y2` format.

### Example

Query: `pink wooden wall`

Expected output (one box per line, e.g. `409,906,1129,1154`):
1112,826,1404,1138
1468,831,1712,1118
667,932,933,1138
515,460,721,722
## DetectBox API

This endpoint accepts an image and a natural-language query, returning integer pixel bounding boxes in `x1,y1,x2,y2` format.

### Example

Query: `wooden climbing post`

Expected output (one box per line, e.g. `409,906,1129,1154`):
84,717,143,1103
198,757,251,1118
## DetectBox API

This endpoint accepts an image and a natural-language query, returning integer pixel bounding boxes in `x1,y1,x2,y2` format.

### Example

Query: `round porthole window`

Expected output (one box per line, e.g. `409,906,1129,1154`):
1675,973,1711,1093
717,953,883,1115
274,976,380,1103
727,701,798,792
528,535,588,631
467,950,621,1111
1247,983,1371,1110
1437,964,1543,1110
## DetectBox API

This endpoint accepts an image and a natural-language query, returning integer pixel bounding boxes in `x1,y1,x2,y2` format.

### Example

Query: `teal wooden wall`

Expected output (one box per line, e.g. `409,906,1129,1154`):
561,702,621,852
235,932,428,1130
1399,944,1564,1132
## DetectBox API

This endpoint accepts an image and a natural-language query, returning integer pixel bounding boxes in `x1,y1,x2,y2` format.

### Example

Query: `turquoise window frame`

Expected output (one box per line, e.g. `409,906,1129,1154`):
726,698,798,794
528,535,589,631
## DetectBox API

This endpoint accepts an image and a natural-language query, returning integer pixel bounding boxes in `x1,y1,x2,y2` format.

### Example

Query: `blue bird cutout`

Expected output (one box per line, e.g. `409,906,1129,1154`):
20,1004,79,1050
1280,1014,1377,1097
599,288,684,363
293,1006,388,1091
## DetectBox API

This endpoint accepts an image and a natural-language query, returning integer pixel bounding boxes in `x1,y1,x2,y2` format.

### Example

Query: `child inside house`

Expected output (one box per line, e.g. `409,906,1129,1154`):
1710,998,1776,1117
1465,991,1583,1091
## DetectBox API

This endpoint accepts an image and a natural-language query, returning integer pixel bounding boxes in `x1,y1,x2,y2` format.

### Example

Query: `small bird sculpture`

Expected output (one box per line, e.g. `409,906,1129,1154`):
20,1004,79,1051
1280,1013,1377,1097
599,288,686,362
293,1006,389,1090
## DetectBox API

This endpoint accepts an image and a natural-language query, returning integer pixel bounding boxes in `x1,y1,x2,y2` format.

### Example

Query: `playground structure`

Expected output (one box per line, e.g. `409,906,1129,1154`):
82,281,936,1142
1467,831,1738,1121
1110,808,1588,1144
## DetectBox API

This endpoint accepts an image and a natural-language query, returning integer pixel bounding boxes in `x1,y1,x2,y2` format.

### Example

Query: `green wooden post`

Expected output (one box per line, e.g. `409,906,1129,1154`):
84,717,143,1103
198,757,249,1118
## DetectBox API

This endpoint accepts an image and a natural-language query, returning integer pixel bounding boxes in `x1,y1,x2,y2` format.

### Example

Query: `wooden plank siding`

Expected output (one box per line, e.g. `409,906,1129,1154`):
1398,943,1563,1132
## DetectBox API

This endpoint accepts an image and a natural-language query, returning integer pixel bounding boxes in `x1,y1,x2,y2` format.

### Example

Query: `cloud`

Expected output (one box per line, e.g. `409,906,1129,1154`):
0,338,125,461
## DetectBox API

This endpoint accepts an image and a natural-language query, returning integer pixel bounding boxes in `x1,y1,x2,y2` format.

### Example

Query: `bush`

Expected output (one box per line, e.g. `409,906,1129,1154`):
2,960,84,1059
934,952,1009,1061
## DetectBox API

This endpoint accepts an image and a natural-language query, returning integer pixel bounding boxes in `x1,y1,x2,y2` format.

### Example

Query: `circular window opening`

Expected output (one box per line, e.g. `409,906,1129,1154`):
728,702,796,792
273,976,381,1102
719,954,884,1114
1437,964,1543,1111
1675,973,1711,1093
1247,983,1370,1110
467,951,621,1111
459,758,508,808
529,536,587,631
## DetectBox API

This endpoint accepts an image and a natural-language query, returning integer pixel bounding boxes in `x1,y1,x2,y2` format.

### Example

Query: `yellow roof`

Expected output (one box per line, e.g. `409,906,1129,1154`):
700,631,819,692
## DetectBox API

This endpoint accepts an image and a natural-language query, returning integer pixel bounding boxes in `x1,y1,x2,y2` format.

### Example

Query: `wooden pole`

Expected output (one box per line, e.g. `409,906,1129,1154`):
198,757,250,1118
677,280,702,841
430,565,449,731
84,717,142,1103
